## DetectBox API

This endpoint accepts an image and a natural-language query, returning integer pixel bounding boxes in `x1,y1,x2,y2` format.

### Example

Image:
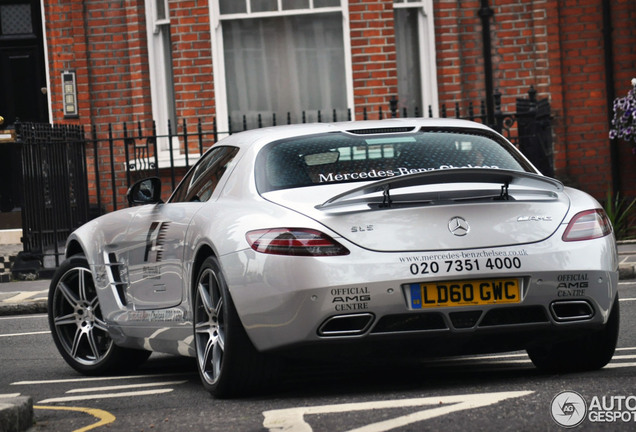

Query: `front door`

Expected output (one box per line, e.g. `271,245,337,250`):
0,0,48,126
0,0,48,223
123,203,198,310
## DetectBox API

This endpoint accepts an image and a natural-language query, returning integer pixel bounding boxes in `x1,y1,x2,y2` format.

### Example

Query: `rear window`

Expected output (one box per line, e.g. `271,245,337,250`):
255,129,530,192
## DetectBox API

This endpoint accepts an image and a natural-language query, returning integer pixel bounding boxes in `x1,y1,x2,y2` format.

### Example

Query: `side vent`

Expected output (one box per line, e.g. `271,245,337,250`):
107,253,127,306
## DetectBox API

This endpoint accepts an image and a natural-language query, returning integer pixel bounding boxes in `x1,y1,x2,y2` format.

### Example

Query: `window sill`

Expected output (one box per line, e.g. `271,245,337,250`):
127,151,202,172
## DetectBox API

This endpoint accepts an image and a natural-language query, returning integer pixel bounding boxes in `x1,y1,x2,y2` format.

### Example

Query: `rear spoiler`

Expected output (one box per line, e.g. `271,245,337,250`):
316,168,563,210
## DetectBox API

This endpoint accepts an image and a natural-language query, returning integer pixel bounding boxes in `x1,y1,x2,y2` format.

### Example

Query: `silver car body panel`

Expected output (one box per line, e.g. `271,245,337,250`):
62,118,619,357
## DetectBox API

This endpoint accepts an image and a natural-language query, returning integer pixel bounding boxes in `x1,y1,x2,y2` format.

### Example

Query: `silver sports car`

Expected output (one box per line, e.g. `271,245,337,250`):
48,119,619,397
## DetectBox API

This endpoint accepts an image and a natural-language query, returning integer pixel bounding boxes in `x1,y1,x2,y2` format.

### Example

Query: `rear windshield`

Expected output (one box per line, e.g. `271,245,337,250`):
256,128,530,192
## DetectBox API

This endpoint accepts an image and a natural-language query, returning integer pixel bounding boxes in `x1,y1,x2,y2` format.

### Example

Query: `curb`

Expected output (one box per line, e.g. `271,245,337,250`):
619,264,636,281
0,396,33,432
0,300,47,317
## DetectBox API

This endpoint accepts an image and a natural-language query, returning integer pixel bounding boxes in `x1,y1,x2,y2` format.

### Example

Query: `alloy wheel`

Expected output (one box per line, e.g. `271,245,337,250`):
194,267,226,386
50,266,113,366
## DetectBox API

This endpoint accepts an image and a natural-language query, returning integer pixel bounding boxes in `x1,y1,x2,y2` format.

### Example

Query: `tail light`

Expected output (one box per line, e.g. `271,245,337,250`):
246,228,350,256
562,209,613,242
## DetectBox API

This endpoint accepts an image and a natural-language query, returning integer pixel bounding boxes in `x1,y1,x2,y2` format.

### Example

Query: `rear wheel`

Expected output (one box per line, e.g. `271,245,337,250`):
48,255,151,374
193,256,276,397
527,295,619,372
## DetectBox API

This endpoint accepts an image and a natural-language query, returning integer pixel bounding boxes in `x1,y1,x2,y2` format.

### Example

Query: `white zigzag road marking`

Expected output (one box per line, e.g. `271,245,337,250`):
263,391,534,432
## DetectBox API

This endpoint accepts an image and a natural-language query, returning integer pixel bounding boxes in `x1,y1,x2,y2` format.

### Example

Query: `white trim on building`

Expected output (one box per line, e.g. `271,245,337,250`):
393,0,439,117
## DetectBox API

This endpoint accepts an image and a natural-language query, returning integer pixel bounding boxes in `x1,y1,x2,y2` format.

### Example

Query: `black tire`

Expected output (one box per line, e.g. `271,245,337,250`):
193,256,277,397
48,255,151,375
527,295,619,372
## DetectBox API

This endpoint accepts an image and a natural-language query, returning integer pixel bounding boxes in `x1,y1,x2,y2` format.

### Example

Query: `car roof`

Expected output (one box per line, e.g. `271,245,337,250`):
216,118,497,152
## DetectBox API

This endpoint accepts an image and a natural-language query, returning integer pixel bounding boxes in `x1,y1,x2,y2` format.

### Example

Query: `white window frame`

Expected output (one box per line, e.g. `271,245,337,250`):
144,0,184,166
40,0,53,123
209,0,354,134
393,0,439,117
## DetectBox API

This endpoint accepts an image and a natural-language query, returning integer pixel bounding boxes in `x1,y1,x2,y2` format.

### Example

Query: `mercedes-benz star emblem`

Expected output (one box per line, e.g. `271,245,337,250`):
448,216,470,236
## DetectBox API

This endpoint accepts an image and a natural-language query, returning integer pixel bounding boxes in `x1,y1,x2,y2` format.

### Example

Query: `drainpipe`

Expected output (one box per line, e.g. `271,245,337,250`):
479,0,495,127
602,0,619,196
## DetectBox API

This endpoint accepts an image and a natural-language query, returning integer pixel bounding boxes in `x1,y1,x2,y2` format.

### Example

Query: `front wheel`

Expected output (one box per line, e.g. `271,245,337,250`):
48,255,150,375
527,295,619,372
193,256,277,397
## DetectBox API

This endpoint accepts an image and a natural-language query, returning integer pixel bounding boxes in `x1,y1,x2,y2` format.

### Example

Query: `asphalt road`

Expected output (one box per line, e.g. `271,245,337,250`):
1,280,635,431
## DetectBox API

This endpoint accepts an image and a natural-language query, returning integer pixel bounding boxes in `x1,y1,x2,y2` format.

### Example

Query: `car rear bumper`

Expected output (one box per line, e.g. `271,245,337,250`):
223,236,618,352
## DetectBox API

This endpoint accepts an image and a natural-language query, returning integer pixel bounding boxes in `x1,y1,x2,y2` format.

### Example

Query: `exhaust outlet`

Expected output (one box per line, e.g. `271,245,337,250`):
550,300,594,322
318,313,374,336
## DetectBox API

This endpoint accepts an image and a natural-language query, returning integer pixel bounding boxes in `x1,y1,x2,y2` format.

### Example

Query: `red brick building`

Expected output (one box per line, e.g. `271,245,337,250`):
13,0,636,207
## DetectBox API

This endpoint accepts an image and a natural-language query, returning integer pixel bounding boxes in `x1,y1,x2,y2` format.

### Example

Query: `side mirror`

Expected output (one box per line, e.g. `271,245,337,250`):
127,177,163,206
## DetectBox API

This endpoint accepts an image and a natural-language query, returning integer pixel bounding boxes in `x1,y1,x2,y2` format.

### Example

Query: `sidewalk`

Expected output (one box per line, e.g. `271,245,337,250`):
0,278,49,316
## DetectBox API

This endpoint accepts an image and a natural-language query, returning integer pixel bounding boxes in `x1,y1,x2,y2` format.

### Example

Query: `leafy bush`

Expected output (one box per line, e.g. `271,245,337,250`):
604,190,636,240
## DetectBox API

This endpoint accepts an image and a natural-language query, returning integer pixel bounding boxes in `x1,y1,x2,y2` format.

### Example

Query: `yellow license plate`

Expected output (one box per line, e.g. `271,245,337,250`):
408,278,520,309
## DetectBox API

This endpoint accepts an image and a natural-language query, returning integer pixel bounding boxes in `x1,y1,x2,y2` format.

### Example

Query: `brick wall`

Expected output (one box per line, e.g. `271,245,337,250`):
550,0,635,199
45,0,154,210
433,0,552,116
170,0,215,144
434,0,485,108
433,0,560,184
544,0,565,181
45,0,153,127
45,0,91,123
556,1,612,197
349,0,398,119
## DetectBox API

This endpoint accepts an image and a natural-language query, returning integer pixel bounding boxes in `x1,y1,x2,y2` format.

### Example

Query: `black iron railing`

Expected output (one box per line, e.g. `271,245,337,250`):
17,122,89,269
